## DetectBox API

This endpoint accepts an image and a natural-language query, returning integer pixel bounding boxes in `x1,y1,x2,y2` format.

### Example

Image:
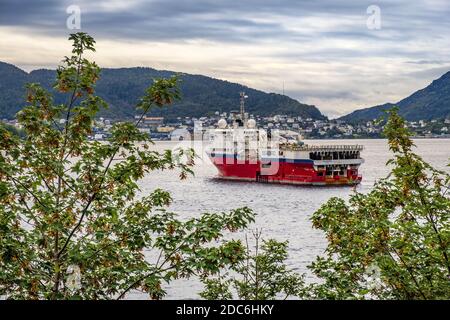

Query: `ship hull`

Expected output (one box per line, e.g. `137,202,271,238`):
208,155,362,186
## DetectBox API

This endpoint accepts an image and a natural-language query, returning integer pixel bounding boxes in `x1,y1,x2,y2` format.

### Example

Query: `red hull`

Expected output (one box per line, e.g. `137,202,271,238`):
210,157,362,186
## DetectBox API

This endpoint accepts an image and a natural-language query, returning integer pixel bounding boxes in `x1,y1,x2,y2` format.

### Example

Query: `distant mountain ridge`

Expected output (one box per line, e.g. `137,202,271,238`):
340,71,450,123
0,62,325,121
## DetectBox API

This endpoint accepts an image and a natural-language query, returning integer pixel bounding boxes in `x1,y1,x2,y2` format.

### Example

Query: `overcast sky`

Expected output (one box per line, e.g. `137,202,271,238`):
1,0,449,117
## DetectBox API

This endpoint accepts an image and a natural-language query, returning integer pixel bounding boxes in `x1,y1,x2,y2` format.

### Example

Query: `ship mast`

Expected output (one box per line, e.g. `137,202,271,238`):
240,92,248,120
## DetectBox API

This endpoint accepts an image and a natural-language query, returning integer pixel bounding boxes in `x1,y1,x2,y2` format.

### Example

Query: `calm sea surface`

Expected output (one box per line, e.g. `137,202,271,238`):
130,139,450,299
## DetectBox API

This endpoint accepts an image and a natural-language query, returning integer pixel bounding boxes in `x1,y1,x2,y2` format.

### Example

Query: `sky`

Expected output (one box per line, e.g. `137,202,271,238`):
0,0,449,118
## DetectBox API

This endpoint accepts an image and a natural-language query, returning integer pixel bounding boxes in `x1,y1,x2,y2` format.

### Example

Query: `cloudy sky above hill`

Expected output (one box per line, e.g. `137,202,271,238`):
1,0,449,117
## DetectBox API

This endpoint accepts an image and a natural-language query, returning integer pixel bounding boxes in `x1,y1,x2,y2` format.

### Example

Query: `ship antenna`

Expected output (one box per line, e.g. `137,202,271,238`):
240,92,248,120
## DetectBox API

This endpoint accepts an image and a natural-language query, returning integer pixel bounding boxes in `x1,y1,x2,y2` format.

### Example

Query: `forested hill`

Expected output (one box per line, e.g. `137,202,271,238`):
339,71,450,123
0,62,326,121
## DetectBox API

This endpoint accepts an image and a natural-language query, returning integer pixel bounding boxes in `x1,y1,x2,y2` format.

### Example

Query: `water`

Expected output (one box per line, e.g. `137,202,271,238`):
130,139,450,299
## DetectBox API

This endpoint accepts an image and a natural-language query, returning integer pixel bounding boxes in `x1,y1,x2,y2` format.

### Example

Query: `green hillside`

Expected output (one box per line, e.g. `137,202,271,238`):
0,62,325,121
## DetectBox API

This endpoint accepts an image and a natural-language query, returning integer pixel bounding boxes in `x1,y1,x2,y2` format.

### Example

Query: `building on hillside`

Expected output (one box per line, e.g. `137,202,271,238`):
140,116,164,128
157,126,175,133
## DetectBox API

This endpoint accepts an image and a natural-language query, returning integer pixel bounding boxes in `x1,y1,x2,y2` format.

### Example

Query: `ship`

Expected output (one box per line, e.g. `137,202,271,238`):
206,92,364,186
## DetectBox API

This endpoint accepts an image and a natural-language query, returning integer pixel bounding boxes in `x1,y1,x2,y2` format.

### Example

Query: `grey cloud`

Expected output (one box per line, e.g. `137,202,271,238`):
1,0,448,43
406,60,449,65
406,66,450,79
1,0,449,116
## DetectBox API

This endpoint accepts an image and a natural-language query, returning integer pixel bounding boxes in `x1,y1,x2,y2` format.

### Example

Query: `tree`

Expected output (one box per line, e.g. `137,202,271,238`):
307,109,449,300
200,230,305,300
0,122,25,139
0,33,255,300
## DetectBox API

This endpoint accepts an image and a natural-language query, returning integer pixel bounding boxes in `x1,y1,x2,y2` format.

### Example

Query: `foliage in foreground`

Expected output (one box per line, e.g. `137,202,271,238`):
308,110,450,300
200,230,305,300
0,122,25,138
0,33,255,299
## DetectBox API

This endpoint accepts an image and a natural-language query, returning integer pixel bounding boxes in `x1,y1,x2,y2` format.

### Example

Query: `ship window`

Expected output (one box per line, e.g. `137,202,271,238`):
317,172,323,177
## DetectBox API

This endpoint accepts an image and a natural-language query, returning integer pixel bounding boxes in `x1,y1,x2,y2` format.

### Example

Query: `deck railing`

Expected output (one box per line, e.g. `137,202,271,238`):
280,144,364,151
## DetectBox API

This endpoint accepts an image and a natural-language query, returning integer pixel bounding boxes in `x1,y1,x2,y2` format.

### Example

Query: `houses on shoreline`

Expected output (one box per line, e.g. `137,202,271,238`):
3,112,450,140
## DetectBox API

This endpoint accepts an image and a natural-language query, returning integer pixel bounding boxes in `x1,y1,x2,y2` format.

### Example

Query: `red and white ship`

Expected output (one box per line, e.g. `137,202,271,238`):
206,93,364,186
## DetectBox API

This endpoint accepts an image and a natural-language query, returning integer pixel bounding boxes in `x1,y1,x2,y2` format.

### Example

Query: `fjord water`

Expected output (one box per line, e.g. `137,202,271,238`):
133,139,450,299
